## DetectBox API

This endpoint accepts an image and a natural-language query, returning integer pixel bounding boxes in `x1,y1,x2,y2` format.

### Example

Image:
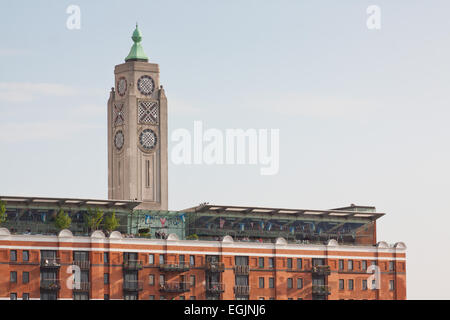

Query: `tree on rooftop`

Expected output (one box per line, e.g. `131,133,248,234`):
54,209,71,230
104,211,119,232
0,201,6,225
85,208,104,232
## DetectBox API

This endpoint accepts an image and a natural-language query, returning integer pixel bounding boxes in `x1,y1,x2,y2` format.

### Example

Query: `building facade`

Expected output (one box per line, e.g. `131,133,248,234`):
0,26,406,300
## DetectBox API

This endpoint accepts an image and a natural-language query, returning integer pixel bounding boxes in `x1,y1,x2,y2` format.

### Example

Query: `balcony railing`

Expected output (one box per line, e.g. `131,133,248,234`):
159,282,191,293
233,265,250,275
123,280,144,291
40,258,60,268
312,284,331,295
40,279,61,290
312,265,331,276
205,262,225,272
73,260,90,270
206,282,225,293
73,282,90,292
234,285,250,295
123,260,143,270
159,263,190,272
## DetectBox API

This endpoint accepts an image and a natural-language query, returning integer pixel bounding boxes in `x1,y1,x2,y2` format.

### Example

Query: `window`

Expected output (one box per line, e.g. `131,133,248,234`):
339,260,344,270
389,280,395,291
259,297,265,300
22,293,29,300
148,295,155,300
104,273,109,284
190,275,196,286
10,250,17,261
149,274,154,285
160,296,166,300
149,254,154,265
179,296,185,300
348,279,354,290
297,298,303,300
10,271,17,283
372,279,377,290
362,280,368,291
10,293,17,300
190,255,195,266
297,278,303,289
23,250,29,262
190,296,196,300
288,298,293,300
297,258,302,270
287,258,293,269
74,293,89,300
259,257,264,268
269,258,274,269
22,272,29,284
362,260,367,271
159,275,165,285
259,277,264,288
389,261,395,272
159,254,165,265
104,294,110,300
269,297,275,300
348,260,353,271
372,260,377,266
269,277,274,288
179,255,185,264
339,279,344,290
287,278,293,289
104,252,109,264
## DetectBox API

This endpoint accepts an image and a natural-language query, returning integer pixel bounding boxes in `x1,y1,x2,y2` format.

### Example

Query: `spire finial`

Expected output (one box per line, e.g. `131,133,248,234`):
125,24,148,62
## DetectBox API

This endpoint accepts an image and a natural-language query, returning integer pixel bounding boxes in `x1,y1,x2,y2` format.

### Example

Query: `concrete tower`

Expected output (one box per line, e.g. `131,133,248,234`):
107,25,168,210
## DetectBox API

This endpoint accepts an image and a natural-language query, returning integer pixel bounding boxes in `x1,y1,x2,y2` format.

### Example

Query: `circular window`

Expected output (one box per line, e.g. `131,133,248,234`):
137,75,155,96
114,130,124,150
139,129,157,151
117,77,127,96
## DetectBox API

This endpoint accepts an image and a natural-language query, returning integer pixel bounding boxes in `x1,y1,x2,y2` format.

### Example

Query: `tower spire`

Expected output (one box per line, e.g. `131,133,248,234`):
125,24,149,62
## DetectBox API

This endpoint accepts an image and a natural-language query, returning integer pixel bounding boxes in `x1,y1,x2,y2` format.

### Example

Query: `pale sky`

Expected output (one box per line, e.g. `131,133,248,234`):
1,0,450,299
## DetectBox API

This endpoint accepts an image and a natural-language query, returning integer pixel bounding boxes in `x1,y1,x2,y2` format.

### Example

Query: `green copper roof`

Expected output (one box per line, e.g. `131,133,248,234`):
125,24,149,62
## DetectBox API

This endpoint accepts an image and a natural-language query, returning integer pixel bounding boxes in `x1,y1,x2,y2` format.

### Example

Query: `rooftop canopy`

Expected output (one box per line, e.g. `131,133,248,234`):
0,195,140,211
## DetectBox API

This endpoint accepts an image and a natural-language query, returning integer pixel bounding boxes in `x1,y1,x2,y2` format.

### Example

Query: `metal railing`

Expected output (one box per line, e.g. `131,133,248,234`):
73,282,90,292
40,258,60,268
40,279,61,290
159,282,191,293
73,260,90,270
206,282,225,293
312,265,331,276
205,262,225,272
234,285,250,295
312,284,331,295
123,260,143,270
159,263,190,272
123,280,144,291
234,265,250,275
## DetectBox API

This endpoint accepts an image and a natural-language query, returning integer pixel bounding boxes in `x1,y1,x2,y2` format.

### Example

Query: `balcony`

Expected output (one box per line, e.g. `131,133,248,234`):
312,284,331,295
159,282,191,293
233,265,250,275
40,279,61,290
123,260,143,270
205,262,225,273
73,282,90,292
40,258,60,268
312,265,331,276
123,280,144,291
159,263,190,272
73,260,90,270
234,285,250,296
206,282,225,293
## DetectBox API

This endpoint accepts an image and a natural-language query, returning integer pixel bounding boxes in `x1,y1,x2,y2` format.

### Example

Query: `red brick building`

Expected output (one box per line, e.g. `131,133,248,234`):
0,222,406,300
